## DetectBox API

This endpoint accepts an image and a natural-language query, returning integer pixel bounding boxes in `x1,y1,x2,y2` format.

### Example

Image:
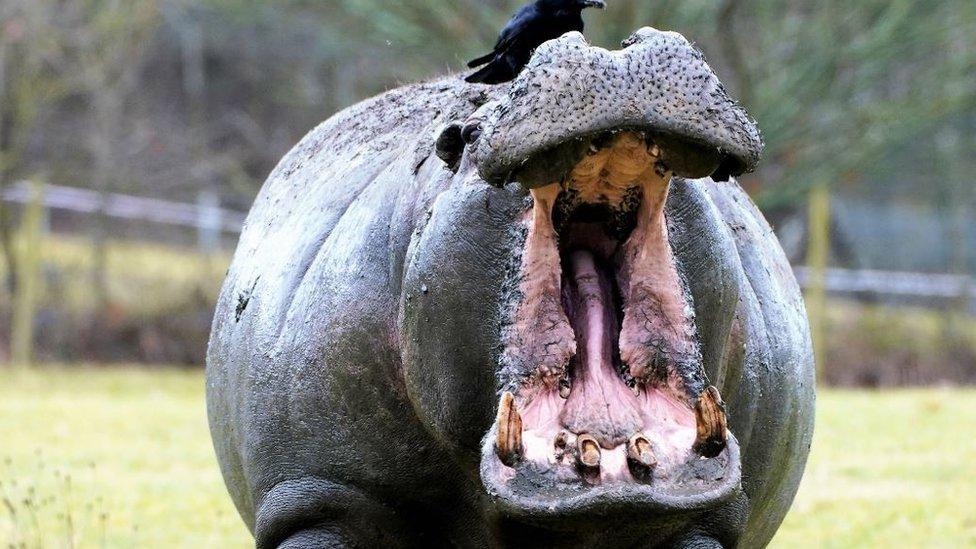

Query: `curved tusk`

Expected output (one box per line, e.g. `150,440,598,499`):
495,392,523,467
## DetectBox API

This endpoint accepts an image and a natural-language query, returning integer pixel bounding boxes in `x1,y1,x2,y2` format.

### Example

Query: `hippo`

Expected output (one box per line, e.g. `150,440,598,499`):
206,27,815,548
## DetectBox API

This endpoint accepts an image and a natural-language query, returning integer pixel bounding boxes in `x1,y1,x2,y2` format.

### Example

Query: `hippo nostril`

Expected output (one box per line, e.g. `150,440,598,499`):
461,121,483,144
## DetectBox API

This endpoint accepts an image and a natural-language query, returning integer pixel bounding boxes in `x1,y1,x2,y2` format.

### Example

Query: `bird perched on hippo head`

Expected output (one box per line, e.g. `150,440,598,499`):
466,0,607,85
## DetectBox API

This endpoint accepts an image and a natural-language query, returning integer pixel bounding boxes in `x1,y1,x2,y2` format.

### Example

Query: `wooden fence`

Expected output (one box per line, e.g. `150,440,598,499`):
2,182,973,369
1,181,245,366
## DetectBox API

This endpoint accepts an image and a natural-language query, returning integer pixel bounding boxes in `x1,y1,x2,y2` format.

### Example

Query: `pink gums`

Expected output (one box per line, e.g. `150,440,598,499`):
517,249,697,484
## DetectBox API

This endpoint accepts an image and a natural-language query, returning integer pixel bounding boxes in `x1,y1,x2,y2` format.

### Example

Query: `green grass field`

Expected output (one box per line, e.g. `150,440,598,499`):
1,368,974,548
0,368,249,547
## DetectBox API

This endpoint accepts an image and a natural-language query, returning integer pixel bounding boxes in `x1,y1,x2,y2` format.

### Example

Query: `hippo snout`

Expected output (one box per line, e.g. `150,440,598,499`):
466,28,763,189
440,29,765,521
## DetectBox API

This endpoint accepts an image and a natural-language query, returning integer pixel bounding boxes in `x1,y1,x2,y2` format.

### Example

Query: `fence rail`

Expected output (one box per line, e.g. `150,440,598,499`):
2,181,247,233
4,181,974,308
793,266,975,301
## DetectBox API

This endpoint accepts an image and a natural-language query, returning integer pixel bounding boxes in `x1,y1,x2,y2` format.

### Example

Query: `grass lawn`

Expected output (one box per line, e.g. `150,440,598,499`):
0,367,250,548
1,368,974,547
773,388,976,548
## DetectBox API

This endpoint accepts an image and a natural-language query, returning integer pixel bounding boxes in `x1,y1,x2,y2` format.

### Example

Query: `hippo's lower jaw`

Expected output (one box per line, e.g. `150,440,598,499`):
482,131,741,518
481,422,741,521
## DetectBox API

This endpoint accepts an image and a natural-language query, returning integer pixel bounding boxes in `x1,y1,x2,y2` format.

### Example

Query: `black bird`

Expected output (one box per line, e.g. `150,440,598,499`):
466,0,607,85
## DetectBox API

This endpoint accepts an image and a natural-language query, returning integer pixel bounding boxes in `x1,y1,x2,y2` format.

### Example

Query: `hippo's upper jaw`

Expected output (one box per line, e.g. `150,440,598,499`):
461,28,762,521
466,28,763,189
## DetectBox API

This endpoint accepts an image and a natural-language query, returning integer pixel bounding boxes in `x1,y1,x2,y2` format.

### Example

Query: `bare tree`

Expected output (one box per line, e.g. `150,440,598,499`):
0,1,70,296
67,0,160,307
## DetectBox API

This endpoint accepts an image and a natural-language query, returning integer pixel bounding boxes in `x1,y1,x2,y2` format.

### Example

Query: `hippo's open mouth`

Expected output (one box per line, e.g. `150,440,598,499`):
480,131,740,519
456,27,763,519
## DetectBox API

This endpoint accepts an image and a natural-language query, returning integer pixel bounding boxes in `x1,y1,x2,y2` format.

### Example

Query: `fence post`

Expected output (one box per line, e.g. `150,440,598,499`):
11,180,44,368
806,183,831,385
196,189,221,253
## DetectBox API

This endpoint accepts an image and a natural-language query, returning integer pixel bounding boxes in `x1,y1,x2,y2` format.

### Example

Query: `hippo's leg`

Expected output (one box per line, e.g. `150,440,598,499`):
663,534,724,549
277,527,382,549
255,478,416,549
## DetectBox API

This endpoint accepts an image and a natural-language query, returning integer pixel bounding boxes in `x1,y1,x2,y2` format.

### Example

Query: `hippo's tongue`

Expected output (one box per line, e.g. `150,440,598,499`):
559,249,643,449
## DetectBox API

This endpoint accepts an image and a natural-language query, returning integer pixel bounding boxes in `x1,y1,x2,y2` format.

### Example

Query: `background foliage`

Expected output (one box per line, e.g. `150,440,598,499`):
3,0,973,209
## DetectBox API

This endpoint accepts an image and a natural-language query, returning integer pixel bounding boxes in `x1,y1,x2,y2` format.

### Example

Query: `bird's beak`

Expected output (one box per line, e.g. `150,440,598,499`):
583,0,607,9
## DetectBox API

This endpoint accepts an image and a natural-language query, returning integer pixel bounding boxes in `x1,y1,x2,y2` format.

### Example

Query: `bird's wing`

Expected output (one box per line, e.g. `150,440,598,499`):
493,5,541,54
468,5,537,68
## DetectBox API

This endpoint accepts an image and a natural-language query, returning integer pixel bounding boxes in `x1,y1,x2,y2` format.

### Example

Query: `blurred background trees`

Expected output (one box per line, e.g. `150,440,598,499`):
4,0,972,211
0,0,973,381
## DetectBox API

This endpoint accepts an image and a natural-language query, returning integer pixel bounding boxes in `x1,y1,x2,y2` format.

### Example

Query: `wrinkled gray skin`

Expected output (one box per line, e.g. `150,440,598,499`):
207,28,814,548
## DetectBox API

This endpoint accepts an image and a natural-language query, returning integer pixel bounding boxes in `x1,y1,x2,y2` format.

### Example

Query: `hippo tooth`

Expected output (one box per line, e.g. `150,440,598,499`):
495,391,523,467
625,375,641,396
576,434,601,468
558,376,571,399
627,433,657,469
554,431,569,449
693,386,728,458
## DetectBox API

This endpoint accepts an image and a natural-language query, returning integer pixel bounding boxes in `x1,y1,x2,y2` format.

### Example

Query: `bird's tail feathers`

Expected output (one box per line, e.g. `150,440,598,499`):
467,52,496,68
466,63,501,84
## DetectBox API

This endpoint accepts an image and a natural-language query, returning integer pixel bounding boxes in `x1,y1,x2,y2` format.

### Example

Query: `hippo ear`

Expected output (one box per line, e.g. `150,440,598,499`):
436,123,465,172
461,119,482,145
